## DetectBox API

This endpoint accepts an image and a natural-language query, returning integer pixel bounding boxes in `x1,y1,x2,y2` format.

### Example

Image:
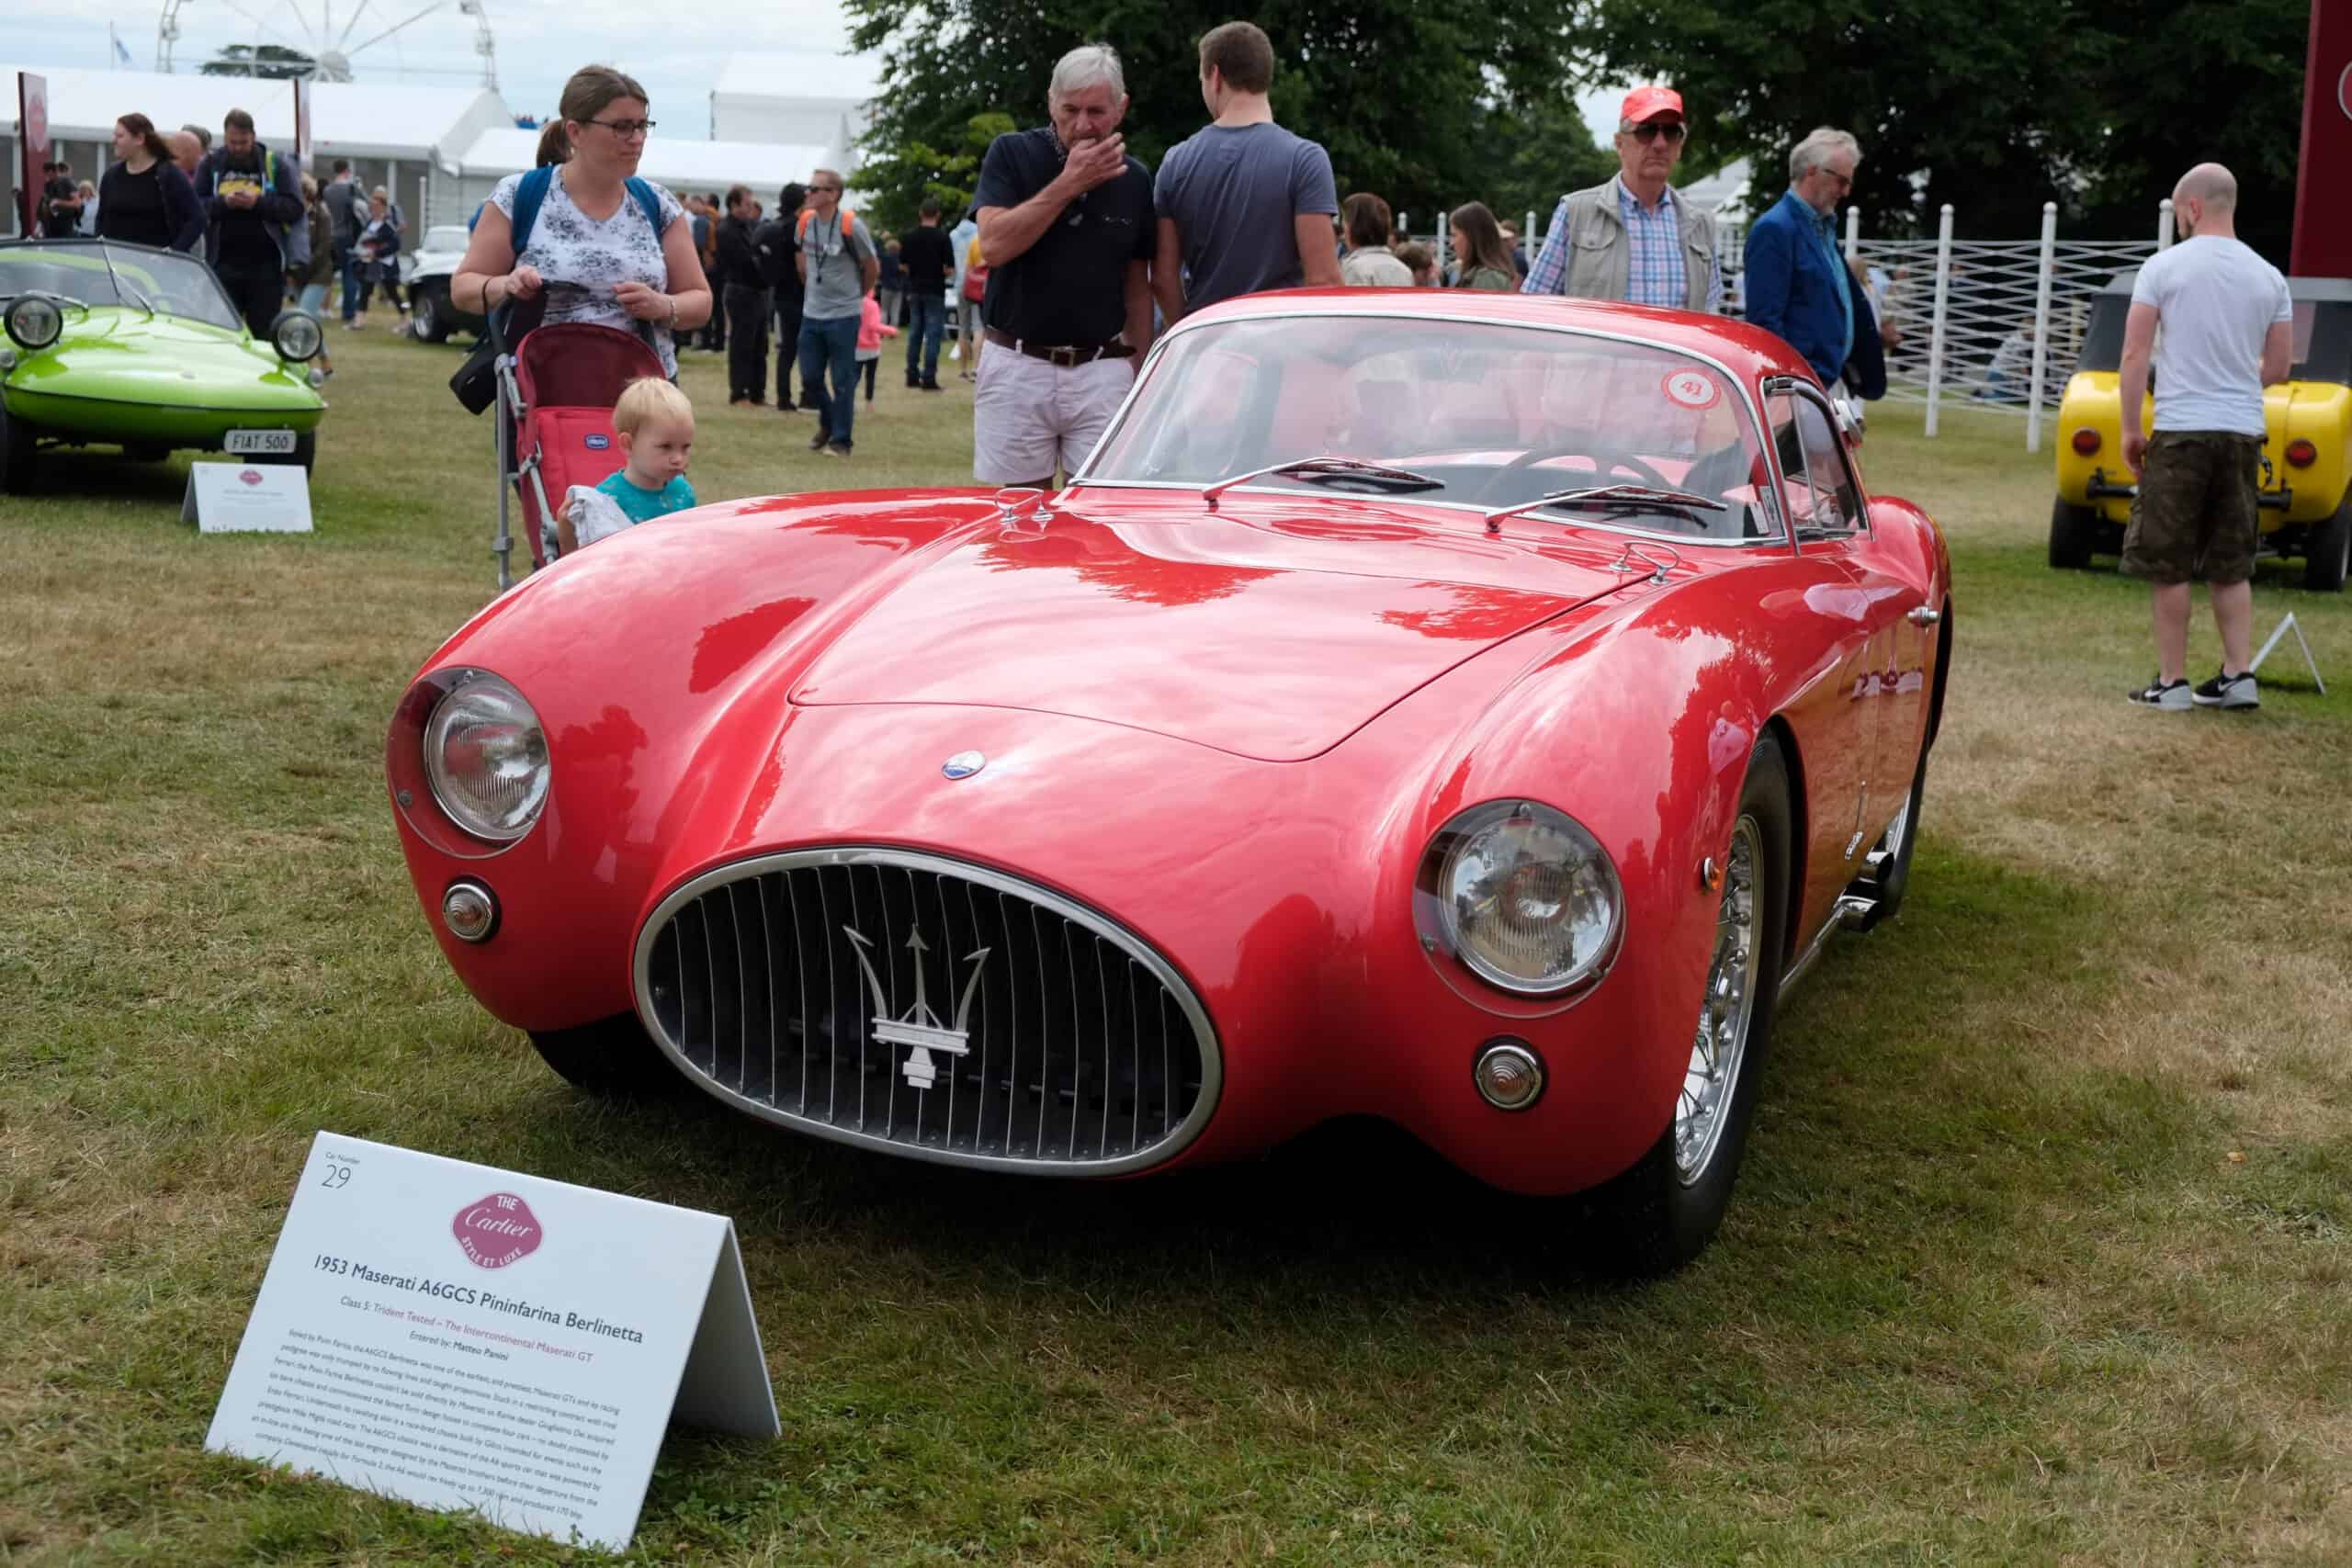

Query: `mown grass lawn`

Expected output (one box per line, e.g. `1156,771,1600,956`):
2,327,2347,1566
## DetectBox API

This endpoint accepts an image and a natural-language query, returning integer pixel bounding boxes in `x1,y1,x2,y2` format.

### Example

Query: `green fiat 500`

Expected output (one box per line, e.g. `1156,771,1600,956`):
0,238,327,492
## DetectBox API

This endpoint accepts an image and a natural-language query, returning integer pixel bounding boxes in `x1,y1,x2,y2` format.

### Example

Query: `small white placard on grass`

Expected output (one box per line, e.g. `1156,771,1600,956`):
205,1132,779,1551
181,459,313,533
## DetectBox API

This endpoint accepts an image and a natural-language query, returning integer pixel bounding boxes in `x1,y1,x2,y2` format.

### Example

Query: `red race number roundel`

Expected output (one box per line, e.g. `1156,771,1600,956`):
1662,368,1721,411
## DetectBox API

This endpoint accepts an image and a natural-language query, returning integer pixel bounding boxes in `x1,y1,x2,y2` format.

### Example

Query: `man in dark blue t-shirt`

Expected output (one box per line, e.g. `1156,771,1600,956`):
968,42,1157,488
1152,20,1340,321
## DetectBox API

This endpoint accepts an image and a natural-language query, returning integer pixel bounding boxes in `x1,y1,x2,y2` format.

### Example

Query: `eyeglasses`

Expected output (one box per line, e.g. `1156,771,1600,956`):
1627,121,1688,145
587,118,656,139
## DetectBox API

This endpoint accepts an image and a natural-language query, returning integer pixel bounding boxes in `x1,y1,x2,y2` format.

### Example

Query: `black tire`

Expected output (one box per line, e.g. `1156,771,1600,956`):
123,443,172,463
2049,497,2101,570
1853,745,1927,931
1585,732,1794,1273
0,399,34,493
411,282,453,344
527,1013,683,1100
2303,497,2350,593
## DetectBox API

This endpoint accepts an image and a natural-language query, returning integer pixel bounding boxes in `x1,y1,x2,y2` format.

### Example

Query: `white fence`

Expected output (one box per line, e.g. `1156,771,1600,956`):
1451,195,2179,453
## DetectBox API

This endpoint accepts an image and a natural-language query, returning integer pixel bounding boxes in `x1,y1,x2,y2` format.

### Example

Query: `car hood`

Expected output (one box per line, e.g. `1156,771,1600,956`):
787,492,1645,761
6,309,318,408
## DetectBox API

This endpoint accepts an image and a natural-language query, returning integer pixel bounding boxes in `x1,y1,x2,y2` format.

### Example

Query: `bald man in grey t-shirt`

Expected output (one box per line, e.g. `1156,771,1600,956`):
2117,163,2292,712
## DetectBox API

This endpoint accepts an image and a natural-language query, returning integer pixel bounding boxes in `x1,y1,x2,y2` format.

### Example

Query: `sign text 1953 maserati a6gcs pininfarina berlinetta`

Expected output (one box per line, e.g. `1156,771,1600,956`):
388,289,1951,1270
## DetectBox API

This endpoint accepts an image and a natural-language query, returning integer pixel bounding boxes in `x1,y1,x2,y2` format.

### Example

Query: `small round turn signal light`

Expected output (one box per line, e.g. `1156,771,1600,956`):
1474,1040,1545,1111
2284,439,2317,468
442,880,500,943
2071,428,2100,457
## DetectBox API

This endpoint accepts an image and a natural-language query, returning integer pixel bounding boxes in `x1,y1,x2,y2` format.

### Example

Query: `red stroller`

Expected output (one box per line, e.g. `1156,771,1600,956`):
492,321,667,587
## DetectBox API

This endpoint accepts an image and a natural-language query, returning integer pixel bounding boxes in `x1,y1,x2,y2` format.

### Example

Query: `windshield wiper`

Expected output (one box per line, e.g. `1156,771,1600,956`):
1482,484,1727,532
1201,456,1443,509
90,243,156,320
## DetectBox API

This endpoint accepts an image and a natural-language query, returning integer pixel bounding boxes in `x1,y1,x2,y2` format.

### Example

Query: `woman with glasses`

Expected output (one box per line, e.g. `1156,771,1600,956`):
449,64,712,378
1519,85,1724,314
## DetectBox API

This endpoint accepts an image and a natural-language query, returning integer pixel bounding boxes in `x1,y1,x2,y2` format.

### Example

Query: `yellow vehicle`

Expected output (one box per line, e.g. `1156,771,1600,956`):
2052,271,2352,592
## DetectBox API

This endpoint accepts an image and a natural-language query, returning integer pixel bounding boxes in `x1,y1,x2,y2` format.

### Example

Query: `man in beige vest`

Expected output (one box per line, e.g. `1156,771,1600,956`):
1521,85,1722,313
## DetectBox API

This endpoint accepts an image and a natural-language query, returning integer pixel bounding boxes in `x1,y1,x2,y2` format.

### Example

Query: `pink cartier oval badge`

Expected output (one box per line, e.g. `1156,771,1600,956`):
452,1191,544,1269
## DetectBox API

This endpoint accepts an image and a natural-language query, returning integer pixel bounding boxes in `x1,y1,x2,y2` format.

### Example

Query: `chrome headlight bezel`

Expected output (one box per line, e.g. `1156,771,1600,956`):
1415,799,1624,999
271,308,324,364
5,295,63,352
420,671,550,844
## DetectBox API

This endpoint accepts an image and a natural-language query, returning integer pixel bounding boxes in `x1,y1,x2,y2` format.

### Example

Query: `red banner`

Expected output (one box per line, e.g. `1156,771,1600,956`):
2292,0,2352,276
17,73,49,239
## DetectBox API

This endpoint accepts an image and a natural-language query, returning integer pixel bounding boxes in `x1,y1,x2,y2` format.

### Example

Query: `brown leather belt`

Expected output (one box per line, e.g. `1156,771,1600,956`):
983,326,1134,367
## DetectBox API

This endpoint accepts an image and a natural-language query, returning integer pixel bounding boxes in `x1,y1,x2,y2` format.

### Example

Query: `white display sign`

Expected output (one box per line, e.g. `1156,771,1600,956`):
181,459,313,533
206,1133,779,1551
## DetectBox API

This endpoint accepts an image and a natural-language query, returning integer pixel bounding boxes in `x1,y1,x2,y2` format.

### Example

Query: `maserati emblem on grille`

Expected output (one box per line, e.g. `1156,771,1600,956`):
942,750,986,779
845,925,991,1090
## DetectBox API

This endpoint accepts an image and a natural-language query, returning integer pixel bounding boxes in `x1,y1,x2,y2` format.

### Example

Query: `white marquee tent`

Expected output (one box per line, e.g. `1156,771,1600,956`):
707,52,883,179
5,63,513,239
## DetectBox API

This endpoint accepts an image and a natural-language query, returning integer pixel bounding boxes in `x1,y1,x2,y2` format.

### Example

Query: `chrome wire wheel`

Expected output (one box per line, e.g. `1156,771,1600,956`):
1678,815,1761,1185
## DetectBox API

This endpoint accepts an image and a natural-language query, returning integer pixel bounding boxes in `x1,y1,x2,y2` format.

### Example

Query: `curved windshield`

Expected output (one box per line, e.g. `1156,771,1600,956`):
1086,314,1782,542
0,242,244,333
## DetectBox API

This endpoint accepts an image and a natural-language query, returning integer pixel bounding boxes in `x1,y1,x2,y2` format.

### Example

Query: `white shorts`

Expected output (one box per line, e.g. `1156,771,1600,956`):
973,347,1133,485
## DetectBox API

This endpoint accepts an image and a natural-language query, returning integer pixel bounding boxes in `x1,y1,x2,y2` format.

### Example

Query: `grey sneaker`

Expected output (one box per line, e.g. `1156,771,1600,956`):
2190,670,2259,709
2127,676,2193,710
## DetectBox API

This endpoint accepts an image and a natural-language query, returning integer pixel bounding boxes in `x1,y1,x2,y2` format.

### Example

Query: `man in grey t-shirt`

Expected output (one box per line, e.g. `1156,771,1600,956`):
796,167,879,457
1152,20,1340,321
2117,163,2292,711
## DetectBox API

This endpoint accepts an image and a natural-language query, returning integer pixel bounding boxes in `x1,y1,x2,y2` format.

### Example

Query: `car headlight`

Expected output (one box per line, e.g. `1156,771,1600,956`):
422,672,549,842
1418,801,1623,996
5,296,62,352
271,309,324,363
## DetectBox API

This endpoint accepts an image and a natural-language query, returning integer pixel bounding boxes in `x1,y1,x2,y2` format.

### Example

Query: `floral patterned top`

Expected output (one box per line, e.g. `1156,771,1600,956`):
491,167,686,376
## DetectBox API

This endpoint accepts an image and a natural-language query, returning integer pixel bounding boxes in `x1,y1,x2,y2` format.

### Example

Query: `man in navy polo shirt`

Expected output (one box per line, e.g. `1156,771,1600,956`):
969,42,1157,489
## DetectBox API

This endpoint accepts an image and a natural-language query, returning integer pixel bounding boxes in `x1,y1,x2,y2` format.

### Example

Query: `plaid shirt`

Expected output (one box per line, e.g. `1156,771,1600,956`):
1521,177,1722,312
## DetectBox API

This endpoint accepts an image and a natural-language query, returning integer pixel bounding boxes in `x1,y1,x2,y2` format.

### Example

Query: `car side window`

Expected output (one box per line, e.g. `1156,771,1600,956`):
1791,396,1862,534
1763,393,1815,529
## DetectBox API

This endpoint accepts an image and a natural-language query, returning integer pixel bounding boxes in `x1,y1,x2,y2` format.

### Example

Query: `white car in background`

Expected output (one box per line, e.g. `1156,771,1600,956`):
401,224,484,344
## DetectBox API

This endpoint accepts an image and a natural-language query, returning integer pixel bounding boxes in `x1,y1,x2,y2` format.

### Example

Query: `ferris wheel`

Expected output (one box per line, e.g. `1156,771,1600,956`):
155,0,500,88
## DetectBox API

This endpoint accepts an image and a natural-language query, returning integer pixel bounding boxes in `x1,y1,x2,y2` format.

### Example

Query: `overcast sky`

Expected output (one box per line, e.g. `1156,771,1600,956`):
15,0,1622,147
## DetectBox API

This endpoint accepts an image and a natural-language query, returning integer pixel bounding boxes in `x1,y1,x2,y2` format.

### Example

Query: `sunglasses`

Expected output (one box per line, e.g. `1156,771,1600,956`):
1627,121,1689,144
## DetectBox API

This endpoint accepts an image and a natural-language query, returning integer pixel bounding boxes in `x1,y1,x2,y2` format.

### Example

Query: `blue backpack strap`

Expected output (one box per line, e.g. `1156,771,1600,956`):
624,176,664,239
508,164,557,255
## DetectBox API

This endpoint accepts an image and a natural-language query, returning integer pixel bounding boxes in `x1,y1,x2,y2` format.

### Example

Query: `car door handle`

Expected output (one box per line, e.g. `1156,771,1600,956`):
1907,606,1940,626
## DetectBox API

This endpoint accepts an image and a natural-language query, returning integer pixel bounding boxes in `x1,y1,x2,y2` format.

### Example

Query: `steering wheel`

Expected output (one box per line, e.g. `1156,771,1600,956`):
1472,448,1678,503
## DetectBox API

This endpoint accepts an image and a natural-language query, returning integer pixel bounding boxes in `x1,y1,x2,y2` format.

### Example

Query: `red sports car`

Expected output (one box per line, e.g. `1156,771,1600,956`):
388,289,1951,1269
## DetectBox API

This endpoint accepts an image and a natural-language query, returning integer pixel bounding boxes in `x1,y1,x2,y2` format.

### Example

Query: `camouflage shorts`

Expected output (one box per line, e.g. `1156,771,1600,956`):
2121,431,2262,585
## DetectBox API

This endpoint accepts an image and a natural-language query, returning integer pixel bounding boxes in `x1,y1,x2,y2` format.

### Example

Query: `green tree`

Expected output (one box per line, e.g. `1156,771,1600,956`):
2068,0,2305,259
1581,0,2306,255
200,43,318,80
845,0,1601,233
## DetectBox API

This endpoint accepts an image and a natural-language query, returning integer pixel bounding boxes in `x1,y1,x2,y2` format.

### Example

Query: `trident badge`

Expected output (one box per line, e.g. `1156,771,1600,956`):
844,925,990,1090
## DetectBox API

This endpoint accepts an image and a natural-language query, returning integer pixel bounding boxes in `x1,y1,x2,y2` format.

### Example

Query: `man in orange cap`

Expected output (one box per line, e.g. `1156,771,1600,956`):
1521,85,1722,312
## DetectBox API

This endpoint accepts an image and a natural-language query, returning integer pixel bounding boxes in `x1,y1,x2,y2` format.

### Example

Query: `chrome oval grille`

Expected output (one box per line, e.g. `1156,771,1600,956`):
633,849,1220,1173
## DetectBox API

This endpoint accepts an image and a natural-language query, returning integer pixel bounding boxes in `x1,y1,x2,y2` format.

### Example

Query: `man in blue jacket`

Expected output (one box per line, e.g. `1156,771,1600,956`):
195,108,305,339
1743,127,1883,400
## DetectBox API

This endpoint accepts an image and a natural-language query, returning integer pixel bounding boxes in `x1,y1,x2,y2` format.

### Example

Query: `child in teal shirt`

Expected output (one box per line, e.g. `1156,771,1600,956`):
557,377,699,555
